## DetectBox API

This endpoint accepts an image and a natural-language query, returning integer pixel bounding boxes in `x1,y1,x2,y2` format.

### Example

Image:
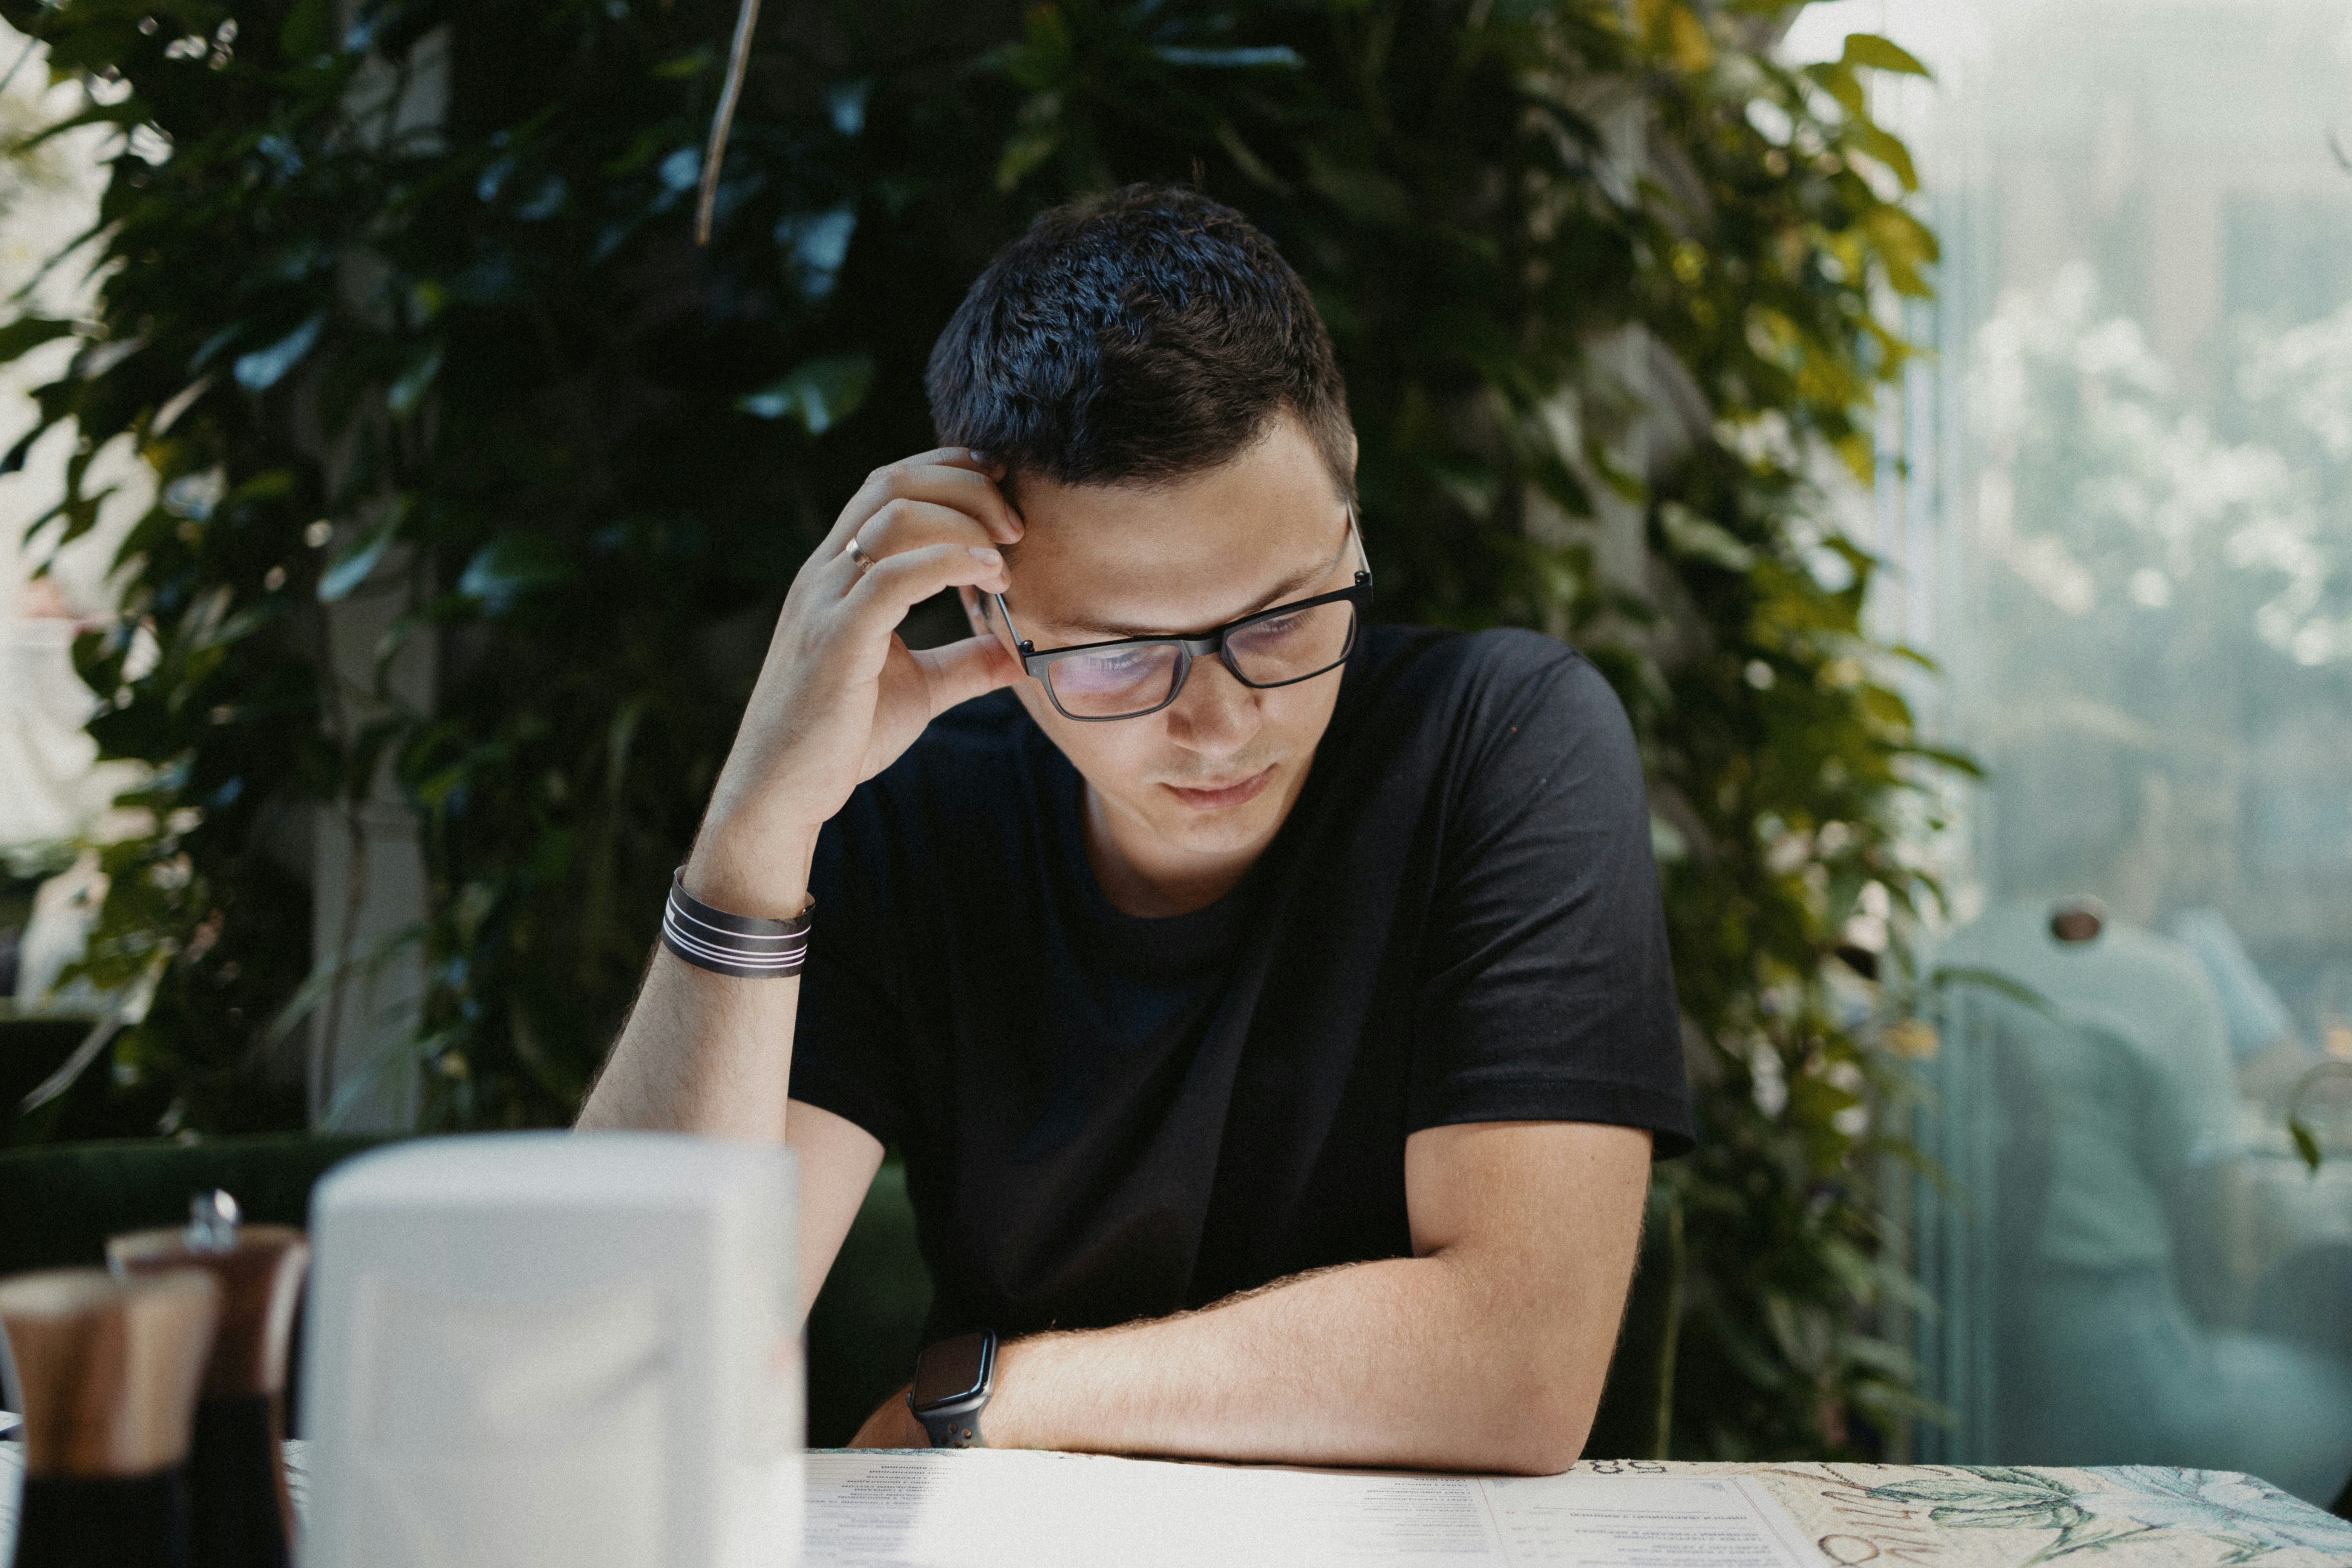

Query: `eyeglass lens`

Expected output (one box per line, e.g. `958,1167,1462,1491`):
1043,598,1358,719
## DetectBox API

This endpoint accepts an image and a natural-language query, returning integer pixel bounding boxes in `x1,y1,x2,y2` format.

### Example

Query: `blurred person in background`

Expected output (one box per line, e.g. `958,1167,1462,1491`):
1941,821,2352,1501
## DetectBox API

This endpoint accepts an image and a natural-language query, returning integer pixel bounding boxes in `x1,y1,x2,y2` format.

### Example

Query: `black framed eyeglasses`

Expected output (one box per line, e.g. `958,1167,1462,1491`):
991,510,1372,722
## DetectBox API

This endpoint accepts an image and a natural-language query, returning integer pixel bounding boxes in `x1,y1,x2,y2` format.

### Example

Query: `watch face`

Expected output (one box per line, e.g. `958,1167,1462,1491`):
913,1331,991,1409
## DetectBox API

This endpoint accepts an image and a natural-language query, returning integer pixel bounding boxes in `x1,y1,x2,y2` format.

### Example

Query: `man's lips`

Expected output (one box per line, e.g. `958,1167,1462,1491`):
1162,766,1276,811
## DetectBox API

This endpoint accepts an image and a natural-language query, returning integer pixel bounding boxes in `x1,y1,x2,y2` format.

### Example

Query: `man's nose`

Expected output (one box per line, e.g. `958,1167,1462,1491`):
1164,654,1262,756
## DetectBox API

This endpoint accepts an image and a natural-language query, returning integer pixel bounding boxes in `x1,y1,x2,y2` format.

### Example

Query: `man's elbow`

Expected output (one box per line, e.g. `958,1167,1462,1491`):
1424,1243,1625,1473
1465,1364,1599,1476
1482,1410,1594,1476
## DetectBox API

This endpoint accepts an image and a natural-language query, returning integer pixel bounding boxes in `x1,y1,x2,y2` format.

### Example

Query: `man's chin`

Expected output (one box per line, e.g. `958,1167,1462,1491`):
1139,790,1288,860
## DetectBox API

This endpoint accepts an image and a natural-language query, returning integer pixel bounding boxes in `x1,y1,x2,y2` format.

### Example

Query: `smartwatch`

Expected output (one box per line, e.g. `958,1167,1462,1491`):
907,1329,998,1449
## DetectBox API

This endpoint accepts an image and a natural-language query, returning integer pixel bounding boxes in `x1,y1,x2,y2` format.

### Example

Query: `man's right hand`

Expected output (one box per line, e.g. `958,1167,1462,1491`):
684,447,1023,915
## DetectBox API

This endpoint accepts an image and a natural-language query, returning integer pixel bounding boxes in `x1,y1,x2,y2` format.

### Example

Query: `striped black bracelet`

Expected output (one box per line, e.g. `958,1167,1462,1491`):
660,868,813,978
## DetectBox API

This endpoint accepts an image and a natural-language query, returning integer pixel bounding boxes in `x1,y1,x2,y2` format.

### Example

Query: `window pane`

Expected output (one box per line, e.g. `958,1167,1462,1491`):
1833,0,2352,1501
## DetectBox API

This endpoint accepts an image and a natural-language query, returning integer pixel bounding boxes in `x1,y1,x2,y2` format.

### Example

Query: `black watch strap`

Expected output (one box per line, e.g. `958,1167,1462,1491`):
908,1329,997,1449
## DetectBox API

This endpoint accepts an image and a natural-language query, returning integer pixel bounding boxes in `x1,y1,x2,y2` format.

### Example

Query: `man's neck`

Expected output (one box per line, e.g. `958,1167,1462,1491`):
1082,785,1266,919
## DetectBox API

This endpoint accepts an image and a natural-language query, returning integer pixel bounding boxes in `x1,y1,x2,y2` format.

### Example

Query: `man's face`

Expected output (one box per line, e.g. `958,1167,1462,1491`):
971,413,1357,882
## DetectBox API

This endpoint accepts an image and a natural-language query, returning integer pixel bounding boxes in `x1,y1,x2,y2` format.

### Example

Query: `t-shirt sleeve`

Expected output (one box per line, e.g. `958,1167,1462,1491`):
786,806,912,1148
2145,959,2240,1171
1407,636,1695,1156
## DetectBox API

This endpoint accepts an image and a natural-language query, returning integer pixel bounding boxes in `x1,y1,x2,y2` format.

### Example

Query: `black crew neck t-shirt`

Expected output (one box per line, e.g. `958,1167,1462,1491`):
790,624,1693,1341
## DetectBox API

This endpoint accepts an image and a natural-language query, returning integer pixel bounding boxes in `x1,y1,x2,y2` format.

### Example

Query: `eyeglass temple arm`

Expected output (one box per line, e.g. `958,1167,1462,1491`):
989,592,1035,655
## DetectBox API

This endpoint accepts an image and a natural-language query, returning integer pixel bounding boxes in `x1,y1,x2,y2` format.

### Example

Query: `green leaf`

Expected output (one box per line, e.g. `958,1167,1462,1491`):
320,1012,440,1132
317,510,398,603
2290,1116,2323,1173
828,80,872,138
1847,121,1919,193
1834,429,1875,482
1868,205,1941,265
776,207,858,302
1663,4,1713,74
1003,4,1076,88
1931,965,2060,1018
1842,34,1932,78
653,46,714,80
0,317,77,366
9,99,142,155
387,344,443,416
1425,455,1498,519
228,469,298,506
233,314,326,394
995,91,1064,191
1659,503,1755,571
1304,145,1410,227
995,129,1061,191
280,0,333,61
735,353,875,435
1152,46,1304,69
1897,743,1985,779
458,533,577,613
1808,60,1866,118
1586,439,1649,505
1215,122,1292,194
190,324,243,373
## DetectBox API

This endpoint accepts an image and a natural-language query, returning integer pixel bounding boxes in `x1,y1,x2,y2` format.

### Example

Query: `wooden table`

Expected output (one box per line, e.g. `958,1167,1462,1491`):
3,1442,2348,1565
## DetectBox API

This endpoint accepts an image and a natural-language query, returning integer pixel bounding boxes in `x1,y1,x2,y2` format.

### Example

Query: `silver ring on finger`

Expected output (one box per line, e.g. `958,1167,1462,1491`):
844,534,877,575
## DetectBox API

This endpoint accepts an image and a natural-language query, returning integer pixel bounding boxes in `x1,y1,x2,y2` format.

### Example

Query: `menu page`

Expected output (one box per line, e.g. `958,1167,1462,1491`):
802,1449,1828,1568
1482,1469,1826,1566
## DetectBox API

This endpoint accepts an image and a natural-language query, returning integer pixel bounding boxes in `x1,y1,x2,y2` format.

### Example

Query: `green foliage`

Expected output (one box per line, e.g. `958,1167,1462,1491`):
2285,1061,2351,1173
2,0,1955,1456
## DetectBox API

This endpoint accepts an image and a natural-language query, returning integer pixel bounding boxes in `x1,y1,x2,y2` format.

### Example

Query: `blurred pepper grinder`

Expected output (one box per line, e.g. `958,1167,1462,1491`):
109,1193,311,1568
0,1266,220,1568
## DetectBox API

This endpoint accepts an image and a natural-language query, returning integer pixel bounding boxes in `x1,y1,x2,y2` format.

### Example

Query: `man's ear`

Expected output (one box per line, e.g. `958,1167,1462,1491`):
958,585,989,628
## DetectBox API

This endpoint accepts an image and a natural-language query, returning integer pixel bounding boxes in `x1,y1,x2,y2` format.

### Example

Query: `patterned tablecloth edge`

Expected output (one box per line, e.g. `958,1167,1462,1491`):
1703,1460,2352,1566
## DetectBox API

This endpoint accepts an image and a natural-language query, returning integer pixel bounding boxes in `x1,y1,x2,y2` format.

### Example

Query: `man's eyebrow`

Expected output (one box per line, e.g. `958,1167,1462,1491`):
1056,541,1347,640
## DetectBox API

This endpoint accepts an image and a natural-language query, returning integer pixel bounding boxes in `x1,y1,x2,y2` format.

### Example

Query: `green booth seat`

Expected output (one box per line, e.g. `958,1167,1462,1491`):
0,1133,395,1272
0,1133,930,1446
803,1162,933,1445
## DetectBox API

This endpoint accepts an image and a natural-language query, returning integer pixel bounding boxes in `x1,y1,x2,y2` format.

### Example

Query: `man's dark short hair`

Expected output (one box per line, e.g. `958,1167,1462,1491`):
925,184,1354,501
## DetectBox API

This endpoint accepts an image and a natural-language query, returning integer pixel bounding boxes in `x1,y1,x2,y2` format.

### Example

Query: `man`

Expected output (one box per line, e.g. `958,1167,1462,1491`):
581,185,1693,1474
1939,899,2352,1504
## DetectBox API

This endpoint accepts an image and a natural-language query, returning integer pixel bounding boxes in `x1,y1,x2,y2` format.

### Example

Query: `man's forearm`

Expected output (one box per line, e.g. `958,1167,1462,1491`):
576,951,803,1138
575,827,819,1139
579,444,1020,1139
982,1247,1617,1475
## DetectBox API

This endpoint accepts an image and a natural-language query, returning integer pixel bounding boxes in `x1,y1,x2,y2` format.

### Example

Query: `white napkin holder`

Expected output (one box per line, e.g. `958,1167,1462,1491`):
301,1131,801,1568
